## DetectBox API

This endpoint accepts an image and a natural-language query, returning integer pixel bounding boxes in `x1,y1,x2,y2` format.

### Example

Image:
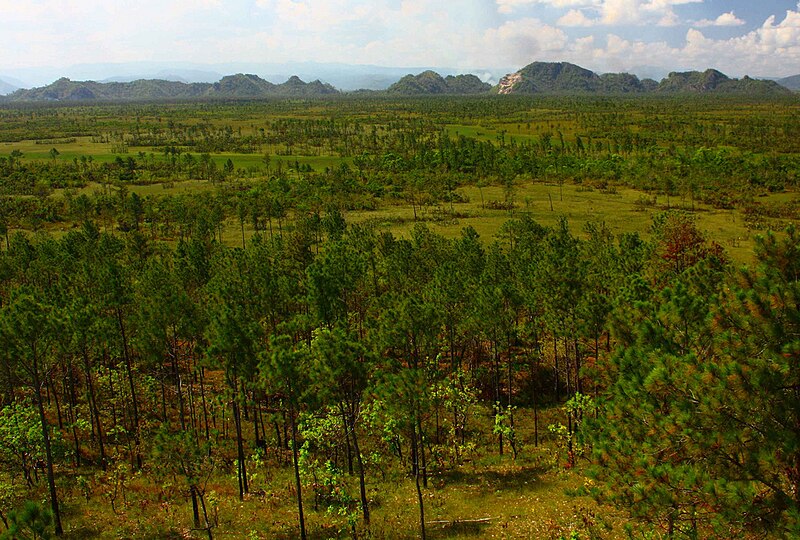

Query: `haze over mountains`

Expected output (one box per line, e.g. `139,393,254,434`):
0,61,506,93
778,75,800,91
1,61,795,102
0,79,18,96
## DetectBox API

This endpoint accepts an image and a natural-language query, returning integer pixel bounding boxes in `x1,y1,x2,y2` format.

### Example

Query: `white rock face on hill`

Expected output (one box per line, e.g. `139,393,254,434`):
497,72,522,94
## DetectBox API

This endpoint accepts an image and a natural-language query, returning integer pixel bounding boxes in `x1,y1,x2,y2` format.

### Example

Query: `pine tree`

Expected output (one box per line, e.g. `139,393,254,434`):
698,227,800,535
0,292,65,536
309,326,374,526
587,276,719,537
589,226,800,537
260,335,310,540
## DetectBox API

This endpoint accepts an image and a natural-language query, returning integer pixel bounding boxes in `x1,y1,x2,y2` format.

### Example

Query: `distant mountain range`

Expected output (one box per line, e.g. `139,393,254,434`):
777,74,800,91
2,74,338,101
0,79,18,96
1,62,795,102
99,69,224,84
0,61,509,92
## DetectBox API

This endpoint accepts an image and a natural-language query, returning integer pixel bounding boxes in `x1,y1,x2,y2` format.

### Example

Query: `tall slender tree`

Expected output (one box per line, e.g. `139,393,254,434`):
0,291,64,536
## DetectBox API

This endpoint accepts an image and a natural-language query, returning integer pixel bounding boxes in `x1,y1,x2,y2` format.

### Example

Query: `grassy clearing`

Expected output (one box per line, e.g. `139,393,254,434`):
0,137,119,163
348,180,781,263
0,133,351,174
445,120,577,146
38,177,791,263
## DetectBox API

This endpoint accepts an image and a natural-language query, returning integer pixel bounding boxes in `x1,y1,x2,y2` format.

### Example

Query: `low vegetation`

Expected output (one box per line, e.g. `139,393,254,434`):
0,93,798,539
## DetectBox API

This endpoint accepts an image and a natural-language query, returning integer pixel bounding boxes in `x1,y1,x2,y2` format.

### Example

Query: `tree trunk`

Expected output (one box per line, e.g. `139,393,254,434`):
574,337,582,395
171,345,186,431
251,392,261,448
82,348,106,469
415,466,426,540
553,336,560,400
188,370,197,431
532,353,539,447
348,410,370,526
117,308,142,469
410,423,418,478
106,352,118,438
48,377,63,430
232,398,248,500
66,359,81,467
342,407,354,475
563,336,572,396
417,412,428,489
494,342,503,456
289,400,307,540
198,489,213,540
199,367,210,444
190,485,201,528
33,363,63,536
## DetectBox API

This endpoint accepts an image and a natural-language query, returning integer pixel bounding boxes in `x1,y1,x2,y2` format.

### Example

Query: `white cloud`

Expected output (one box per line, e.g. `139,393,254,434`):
1,0,799,80
599,0,702,26
266,0,379,32
497,0,702,27
694,11,745,28
400,0,427,17
588,7,800,77
657,11,681,27
496,0,588,15
482,18,569,65
558,9,596,26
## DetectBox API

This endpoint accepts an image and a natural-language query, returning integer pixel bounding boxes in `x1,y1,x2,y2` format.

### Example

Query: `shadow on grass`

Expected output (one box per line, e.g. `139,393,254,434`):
66,526,184,539
64,526,104,539
428,520,491,538
442,463,550,493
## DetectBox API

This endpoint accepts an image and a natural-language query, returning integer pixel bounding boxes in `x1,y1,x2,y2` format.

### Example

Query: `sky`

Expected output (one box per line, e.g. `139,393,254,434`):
1,0,799,80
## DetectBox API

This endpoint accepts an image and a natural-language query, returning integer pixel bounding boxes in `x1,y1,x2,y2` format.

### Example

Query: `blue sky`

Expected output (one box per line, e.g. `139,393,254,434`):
1,0,799,78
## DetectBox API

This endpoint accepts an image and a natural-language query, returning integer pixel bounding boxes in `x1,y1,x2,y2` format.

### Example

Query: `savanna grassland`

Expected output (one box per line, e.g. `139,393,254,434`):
0,94,799,540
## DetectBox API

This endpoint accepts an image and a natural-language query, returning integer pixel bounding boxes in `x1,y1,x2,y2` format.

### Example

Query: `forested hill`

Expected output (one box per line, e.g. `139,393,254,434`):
495,62,792,96
387,71,492,94
384,62,789,96
496,62,654,94
1,73,339,102
657,69,791,95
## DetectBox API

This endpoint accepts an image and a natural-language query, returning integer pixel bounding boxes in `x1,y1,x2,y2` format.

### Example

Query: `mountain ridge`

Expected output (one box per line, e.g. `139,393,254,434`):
387,71,492,95
777,74,800,91
2,73,339,102
493,62,791,96
0,61,511,92
1,62,794,102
